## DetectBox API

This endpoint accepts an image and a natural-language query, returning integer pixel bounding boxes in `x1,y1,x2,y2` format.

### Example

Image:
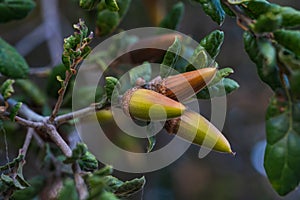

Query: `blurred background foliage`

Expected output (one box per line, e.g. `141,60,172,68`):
1,0,300,199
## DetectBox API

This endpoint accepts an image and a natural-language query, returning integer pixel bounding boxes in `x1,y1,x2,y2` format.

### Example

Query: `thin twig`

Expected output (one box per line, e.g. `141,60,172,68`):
55,102,107,126
45,124,72,157
2,94,89,199
49,70,73,122
20,128,34,157
72,163,89,200
1,95,44,122
15,116,44,129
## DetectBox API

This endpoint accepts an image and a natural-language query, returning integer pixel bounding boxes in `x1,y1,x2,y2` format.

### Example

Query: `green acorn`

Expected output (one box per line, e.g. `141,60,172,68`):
165,110,233,154
122,88,186,120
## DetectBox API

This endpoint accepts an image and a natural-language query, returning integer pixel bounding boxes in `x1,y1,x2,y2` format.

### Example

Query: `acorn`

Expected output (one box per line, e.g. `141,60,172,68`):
152,67,217,100
165,110,233,154
127,33,183,64
122,88,186,121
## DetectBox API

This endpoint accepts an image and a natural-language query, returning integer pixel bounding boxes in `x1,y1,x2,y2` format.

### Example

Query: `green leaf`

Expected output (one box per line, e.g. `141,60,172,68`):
96,10,120,36
276,6,300,28
12,176,46,200
264,96,300,196
58,178,79,200
160,37,182,78
0,174,27,190
228,0,251,4
146,123,156,153
209,67,234,86
0,154,24,171
64,143,88,163
105,76,119,101
277,47,300,71
116,0,131,18
193,0,225,25
0,79,15,100
243,31,281,91
274,30,300,57
78,151,99,171
94,165,113,176
10,102,22,121
86,176,106,199
15,79,47,106
79,0,100,10
65,143,98,171
114,176,146,198
46,64,67,98
242,1,300,28
251,12,282,33
103,175,124,191
185,44,211,71
220,2,235,16
62,19,93,69
290,71,300,100
159,2,184,30
0,0,36,23
99,191,119,200
0,38,29,78
105,0,119,11
95,0,130,36
188,30,224,70
129,62,152,85
146,135,156,153
241,0,276,19
199,30,224,60
196,78,239,99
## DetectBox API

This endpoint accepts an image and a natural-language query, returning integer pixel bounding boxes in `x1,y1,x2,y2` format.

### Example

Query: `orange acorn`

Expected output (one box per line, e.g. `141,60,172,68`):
148,67,217,100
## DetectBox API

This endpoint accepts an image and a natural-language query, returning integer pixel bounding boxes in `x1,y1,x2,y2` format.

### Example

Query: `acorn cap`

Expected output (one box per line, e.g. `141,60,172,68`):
165,110,233,154
156,67,217,100
122,88,186,121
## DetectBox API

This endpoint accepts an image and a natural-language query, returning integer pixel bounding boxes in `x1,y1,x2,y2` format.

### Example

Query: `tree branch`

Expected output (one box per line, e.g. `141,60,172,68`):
55,102,107,126
15,116,44,129
19,128,34,157
45,124,73,157
1,95,44,121
72,163,89,200
49,70,73,122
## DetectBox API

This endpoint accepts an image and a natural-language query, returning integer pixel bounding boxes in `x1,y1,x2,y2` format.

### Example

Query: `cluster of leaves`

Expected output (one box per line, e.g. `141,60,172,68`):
0,2,38,197
0,154,30,198
61,144,145,199
79,0,131,36
84,166,145,200
62,19,94,71
3,143,145,199
192,0,300,196
0,3,145,196
239,1,300,196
